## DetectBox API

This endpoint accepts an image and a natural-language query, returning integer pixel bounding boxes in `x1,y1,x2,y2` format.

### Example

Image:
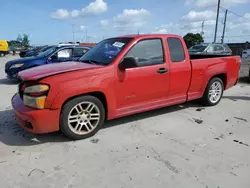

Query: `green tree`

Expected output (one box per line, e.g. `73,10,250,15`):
22,34,30,47
16,34,22,43
183,33,204,48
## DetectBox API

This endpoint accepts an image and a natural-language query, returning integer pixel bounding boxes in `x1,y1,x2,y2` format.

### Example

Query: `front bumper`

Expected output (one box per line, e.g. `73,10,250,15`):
11,93,61,134
5,68,19,80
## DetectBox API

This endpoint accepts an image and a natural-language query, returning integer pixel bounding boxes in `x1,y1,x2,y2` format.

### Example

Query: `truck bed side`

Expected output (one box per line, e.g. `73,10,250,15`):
188,56,240,101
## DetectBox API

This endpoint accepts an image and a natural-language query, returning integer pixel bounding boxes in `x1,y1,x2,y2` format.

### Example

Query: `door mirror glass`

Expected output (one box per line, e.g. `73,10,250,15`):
119,57,138,70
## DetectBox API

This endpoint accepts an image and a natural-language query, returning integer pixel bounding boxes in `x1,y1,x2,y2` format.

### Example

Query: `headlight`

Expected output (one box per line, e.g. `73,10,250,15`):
23,95,47,109
9,63,24,69
23,84,50,109
24,85,49,93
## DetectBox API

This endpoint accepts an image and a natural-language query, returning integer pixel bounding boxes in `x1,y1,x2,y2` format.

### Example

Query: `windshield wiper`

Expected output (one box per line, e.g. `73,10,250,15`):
80,59,103,65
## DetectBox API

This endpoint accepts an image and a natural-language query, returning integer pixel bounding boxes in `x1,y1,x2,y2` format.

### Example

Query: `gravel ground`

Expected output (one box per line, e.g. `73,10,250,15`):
0,55,250,188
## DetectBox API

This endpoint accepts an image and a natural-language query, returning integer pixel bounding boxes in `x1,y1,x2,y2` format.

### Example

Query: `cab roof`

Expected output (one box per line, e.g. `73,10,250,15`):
115,34,182,39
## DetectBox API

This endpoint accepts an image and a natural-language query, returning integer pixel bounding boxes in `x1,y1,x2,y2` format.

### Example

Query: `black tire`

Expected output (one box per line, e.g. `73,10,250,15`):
201,77,224,106
60,95,105,140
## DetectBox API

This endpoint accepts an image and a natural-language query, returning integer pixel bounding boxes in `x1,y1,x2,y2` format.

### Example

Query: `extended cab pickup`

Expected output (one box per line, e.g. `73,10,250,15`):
12,34,241,140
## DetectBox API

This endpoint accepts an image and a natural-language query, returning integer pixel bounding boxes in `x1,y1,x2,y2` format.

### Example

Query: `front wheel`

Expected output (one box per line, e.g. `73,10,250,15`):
201,77,224,106
60,95,105,140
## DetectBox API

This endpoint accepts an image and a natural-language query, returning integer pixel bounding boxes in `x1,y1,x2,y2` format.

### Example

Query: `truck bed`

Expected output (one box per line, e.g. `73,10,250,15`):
187,55,241,101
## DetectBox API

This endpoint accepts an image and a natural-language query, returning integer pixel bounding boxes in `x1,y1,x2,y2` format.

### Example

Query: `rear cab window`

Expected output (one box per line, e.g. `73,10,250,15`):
167,37,185,63
214,45,224,51
223,44,232,52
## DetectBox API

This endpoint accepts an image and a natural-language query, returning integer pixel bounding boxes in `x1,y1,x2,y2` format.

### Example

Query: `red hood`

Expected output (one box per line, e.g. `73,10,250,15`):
18,61,101,81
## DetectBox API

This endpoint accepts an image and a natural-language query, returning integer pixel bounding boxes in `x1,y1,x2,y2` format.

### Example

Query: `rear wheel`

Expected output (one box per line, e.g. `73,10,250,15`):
201,77,224,106
60,95,105,140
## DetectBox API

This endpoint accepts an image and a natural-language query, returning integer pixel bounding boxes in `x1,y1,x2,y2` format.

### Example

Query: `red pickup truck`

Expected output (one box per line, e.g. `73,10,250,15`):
12,34,241,140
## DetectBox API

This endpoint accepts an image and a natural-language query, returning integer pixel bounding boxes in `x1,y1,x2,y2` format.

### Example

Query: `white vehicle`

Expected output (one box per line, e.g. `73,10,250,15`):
58,43,79,47
242,49,250,60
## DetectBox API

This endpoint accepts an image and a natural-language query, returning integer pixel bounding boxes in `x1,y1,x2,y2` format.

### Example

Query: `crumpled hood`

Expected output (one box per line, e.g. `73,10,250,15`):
18,61,101,81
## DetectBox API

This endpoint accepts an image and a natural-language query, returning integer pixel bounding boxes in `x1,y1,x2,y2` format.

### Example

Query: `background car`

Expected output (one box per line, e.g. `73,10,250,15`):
19,45,50,57
188,43,232,55
5,45,90,80
242,49,250,60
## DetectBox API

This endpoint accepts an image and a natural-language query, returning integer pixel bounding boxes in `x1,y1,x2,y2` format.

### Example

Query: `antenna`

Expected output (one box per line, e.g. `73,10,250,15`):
72,24,75,43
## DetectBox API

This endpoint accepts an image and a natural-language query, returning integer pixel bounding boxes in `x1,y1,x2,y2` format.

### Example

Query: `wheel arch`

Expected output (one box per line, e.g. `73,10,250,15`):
202,72,227,96
60,91,108,119
209,73,227,89
201,75,225,106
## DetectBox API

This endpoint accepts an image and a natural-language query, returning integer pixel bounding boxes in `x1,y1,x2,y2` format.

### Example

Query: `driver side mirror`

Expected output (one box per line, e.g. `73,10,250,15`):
119,57,138,70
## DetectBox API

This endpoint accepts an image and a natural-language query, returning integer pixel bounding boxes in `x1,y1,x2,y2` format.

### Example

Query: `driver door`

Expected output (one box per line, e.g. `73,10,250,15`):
115,38,170,111
48,48,73,63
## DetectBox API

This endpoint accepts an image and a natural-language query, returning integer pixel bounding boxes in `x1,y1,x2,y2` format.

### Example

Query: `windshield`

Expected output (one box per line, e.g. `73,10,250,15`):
36,46,57,58
189,44,208,52
79,38,133,65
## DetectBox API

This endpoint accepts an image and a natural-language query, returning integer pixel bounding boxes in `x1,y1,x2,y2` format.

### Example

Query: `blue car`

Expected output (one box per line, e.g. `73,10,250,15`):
5,45,90,80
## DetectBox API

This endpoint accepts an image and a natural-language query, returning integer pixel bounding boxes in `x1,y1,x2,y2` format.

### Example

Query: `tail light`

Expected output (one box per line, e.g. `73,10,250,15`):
21,83,50,109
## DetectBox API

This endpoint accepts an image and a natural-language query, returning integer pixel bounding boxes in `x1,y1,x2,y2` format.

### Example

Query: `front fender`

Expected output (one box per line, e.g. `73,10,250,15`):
48,78,117,119
23,59,46,69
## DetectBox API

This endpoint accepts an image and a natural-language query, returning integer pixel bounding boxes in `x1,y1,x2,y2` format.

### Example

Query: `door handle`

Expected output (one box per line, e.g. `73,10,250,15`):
157,68,168,74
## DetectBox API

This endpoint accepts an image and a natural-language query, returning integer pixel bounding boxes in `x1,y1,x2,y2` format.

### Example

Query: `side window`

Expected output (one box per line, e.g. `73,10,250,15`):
57,49,73,58
214,45,224,51
74,48,88,57
125,39,164,67
167,38,185,62
207,45,214,53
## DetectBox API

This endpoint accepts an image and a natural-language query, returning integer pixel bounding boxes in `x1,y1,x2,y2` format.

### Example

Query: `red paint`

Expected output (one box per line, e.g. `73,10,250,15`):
13,34,241,134
12,94,60,134
18,61,101,81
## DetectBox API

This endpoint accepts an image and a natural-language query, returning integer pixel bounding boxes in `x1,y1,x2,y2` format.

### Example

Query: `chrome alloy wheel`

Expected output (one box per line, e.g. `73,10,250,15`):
68,102,100,135
208,81,223,103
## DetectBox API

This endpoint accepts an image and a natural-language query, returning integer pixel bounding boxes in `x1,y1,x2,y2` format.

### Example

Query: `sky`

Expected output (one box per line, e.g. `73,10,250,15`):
0,0,250,45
